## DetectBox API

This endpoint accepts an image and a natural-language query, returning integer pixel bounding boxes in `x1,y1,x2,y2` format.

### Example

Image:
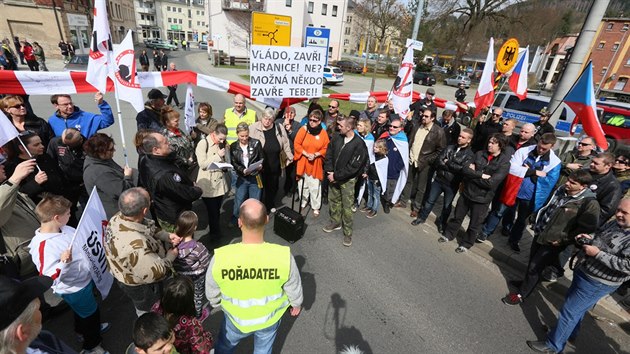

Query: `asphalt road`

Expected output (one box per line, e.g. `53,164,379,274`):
37,50,630,354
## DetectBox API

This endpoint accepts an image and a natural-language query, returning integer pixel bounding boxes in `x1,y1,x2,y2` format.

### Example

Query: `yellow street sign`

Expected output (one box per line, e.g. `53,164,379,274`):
251,12,292,46
496,38,519,74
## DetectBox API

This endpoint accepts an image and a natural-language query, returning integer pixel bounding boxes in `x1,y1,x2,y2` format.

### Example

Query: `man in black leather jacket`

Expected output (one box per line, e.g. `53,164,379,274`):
442,133,510,253
589,152,622,225
412,128,475,233
141,132,202,231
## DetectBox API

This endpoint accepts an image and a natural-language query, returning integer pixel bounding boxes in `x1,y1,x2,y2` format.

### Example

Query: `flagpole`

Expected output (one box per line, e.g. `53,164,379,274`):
16,136,42,172
547,60,592,119
111,79,129,167
478,74,509,123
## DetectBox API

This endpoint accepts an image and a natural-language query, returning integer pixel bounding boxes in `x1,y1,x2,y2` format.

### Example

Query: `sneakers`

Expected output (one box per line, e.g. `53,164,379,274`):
438,236,451,243
76,323,111,343
411,218,426,226
526,341,557,353
366,210,377,219
351,203,358,213
475,233,489,243
322,223,342,233
455,246,468,253
359,206,371,213
541,267,559,282
501,293,523,305
509,242,521,253
436,223,444,235
80,345,109,354
313,210,320,218
393,201,406,208
343,235,352,247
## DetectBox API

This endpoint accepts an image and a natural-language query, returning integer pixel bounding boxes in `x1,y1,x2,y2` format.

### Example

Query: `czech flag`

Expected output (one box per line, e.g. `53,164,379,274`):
508,47,529,100
564,61,608,150
473,38,495,117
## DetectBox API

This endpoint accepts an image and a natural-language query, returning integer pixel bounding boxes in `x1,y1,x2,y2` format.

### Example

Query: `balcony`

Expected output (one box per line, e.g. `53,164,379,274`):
137,6,156,13
222,0,264,12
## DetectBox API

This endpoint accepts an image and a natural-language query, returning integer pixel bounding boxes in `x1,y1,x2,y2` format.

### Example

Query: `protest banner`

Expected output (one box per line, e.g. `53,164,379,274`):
250,45,326,99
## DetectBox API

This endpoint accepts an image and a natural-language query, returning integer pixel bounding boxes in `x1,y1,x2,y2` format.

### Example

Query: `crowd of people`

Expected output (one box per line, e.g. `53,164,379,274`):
0,85,629,354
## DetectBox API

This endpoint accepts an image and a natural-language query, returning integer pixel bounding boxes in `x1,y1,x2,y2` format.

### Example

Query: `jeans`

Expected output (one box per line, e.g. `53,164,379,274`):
444,196,490,249
233,175,262,222
417,180,456,225
215,313,281,354
366,179,381,212
546,269,619,353
481,203,515,237
508,198,534,246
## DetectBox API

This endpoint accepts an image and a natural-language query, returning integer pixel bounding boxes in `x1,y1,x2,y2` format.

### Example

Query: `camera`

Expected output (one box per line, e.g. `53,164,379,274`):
576,236,593,247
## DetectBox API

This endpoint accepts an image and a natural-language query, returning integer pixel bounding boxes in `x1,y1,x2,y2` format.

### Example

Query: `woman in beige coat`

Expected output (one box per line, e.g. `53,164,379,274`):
249,107,293,212
195,124,229,240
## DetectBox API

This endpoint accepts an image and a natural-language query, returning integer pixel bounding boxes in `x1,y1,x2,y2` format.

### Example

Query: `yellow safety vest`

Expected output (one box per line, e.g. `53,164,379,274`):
212,242,291,333
224,108,256,144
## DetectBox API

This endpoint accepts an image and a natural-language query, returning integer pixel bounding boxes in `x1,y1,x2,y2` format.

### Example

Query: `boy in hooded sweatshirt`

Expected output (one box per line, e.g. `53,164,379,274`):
28,195,110,354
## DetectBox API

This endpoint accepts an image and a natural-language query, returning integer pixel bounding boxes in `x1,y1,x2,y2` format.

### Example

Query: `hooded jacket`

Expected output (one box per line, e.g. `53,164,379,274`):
48,103,114,138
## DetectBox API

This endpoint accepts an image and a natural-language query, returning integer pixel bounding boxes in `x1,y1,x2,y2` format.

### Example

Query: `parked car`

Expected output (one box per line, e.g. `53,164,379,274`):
144,39,159,48
431,65,448,74
198,41,208,50
444,75,471,88
63,54,89,72
413,72,436,86
323,66,344,85
335,60,362,74
153,39,177,51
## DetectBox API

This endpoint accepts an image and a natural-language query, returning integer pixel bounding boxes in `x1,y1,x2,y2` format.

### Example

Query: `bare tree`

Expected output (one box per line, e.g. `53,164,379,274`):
354,0,408,91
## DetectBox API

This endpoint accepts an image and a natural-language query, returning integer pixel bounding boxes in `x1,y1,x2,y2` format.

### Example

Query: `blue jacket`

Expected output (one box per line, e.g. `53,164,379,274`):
48,102,114,138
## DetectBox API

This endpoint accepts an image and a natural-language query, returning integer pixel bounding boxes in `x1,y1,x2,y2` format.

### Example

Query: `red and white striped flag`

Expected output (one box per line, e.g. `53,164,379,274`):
86,0,113,93
473,38,495,117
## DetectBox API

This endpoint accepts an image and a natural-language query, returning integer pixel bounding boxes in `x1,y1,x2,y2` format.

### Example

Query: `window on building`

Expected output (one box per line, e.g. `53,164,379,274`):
623,23,629,31
179,19,183,24
307,2,313,14
202,11,204,16
332,5,337,16
188,9,191,17
344,39,349,45
168,18,172,23
196,10,199,15
347,15,352,23
322,3,327,15
189,20,192,28
178,7,181,12
344,27,350,35
141,14,145,20
626,58,630,66
614,77,628,91
613,43,620,51
286,0,291,7
601,67,608,75
598,41,605,49
197,21,200,25
607,22,614,30
167,6,170,11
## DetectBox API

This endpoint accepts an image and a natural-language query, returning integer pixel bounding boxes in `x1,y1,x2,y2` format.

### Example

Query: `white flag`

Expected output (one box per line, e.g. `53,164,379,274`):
86,0,113,93
111,30,144,112
72,187,113,298
0,110,19,146
184,84,196,133
388,46,414,117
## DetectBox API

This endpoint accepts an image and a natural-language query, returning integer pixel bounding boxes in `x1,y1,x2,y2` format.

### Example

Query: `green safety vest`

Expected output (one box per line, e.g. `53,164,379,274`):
606,114,625,127
224,108,256,144
212,242,290,333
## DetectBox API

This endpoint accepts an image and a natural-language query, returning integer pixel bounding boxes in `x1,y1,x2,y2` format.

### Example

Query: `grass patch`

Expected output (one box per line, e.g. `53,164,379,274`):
215,64,249,69
239,74,250,81
344,72,393,79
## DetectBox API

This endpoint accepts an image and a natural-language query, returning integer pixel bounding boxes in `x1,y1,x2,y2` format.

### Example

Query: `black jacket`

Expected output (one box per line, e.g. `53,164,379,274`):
371,121,389,140
136,105,164,132
455,88,467,103
139,53,149,66
590,170,622,225
472,120,502,152
230,138,264,177
441,120,461,146
435,145,475,188
46,136,85,184
142,153,202,224
14,112,55,148
5,155,66,205
324,133,369,183
461,150,510,204
534,121,555,142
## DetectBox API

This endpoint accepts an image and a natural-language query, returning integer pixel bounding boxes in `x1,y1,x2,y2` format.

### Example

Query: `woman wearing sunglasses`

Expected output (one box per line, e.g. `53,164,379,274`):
1,95,54,148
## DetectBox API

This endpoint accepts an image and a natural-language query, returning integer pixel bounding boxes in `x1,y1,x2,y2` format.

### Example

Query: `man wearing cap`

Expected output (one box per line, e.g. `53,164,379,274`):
0,275,77,353
136,89,167,132
408,87,437,124
534,107,555,142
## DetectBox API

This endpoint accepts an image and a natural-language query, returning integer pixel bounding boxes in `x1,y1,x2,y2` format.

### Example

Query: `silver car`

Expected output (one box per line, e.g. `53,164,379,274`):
444,75,471,88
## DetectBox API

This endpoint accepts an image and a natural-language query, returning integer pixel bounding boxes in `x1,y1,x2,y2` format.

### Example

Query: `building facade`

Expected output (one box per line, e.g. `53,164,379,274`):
590,17,630,102
107,0,137,43
535,35,577,91
206,0,348,60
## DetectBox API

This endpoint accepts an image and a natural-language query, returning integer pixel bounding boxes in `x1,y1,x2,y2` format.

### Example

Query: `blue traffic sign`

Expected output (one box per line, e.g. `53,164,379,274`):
304,26,330,65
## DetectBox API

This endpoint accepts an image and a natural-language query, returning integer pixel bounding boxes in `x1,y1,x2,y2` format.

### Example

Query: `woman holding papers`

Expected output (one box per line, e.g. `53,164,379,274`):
195,124,229,241
249,107,293,212
229,122,264,227
293,109,329,217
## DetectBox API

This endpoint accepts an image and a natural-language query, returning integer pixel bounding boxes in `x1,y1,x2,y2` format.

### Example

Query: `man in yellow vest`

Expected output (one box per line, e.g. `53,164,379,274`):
206,199,303,353
224,94,257,145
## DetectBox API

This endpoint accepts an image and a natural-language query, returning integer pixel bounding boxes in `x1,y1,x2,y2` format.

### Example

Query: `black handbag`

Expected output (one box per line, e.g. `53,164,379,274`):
273,178,306,243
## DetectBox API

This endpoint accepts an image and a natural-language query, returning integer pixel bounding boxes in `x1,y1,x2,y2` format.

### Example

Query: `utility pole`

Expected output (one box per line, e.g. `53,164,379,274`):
411,0,423,40
548,0,611,127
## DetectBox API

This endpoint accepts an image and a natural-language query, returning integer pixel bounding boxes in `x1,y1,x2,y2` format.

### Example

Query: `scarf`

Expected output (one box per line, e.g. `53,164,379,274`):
307,123,323,136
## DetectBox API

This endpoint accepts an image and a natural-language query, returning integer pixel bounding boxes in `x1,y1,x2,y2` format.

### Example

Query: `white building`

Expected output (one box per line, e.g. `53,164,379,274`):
135,0,208,43
206,0,349,60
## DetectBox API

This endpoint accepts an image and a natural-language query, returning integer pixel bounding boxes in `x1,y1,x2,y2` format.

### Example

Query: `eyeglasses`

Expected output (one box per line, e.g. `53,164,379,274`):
10,103,25,109
492,113,501,117
578,142,591,147
616,159,628,164
389,125,401,129
328,105,338,109
421,114,432,118
309,119,320,123
57,102,73,107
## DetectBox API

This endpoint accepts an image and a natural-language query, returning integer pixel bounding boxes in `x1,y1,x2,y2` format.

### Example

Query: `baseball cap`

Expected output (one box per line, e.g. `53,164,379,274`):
426,87,436,95
349,110,361,119
539,107,550,116
147,89,167,100
0,275,52,331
